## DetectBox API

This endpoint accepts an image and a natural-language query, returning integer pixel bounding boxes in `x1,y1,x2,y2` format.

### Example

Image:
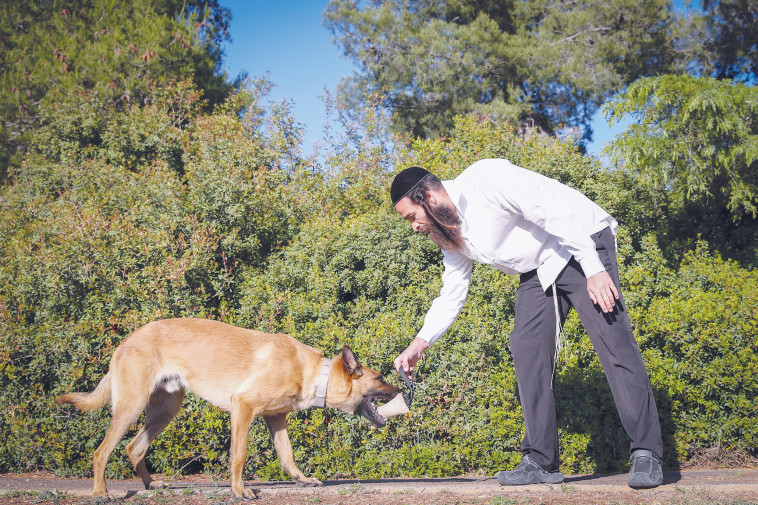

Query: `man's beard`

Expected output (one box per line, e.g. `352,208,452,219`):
425,200,464,252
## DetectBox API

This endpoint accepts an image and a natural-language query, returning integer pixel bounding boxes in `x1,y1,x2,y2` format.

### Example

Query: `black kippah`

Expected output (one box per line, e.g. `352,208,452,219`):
391,166,432,204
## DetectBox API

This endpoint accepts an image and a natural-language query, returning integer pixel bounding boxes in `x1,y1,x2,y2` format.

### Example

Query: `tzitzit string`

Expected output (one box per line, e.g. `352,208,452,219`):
550,282,568,390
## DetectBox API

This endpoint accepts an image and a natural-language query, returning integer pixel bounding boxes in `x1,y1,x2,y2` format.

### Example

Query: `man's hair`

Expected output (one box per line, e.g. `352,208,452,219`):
405,173,443,206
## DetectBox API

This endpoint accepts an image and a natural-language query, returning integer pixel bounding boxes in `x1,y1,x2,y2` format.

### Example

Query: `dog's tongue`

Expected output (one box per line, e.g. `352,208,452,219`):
376,393,410,418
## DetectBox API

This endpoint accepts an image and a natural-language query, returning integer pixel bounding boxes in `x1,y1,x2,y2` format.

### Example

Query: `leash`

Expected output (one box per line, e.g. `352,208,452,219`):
398,367,415,406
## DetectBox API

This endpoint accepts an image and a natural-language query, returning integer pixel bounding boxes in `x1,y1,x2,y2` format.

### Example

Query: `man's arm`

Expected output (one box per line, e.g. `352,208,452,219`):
394,251,473,375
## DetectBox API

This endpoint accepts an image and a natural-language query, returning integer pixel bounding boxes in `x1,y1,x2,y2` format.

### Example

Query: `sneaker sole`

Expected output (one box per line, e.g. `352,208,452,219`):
497,472,564,486
629,478,662,489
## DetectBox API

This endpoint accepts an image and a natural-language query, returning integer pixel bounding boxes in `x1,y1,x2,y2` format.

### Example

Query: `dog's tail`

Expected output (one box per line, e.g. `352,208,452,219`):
55,373,112,411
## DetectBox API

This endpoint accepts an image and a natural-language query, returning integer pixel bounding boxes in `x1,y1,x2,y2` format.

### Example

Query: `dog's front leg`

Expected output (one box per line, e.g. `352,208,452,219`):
264,413,322,487
230,395,258,499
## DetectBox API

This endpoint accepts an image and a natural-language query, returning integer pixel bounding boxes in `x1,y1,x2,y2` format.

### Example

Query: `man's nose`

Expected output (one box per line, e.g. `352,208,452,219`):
412,222,421,232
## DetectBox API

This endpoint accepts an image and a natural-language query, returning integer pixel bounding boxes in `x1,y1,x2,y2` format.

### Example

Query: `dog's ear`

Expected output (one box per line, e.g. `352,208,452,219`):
341,345,363,377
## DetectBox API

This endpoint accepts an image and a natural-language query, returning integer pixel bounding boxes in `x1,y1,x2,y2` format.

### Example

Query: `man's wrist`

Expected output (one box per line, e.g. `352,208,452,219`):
412,337,430,351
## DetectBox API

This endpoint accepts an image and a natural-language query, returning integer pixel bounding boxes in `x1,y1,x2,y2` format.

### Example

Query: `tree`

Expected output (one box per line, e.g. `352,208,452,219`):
701,0,757,82
604,75,758,264
324,0,677,141
0,0,234,182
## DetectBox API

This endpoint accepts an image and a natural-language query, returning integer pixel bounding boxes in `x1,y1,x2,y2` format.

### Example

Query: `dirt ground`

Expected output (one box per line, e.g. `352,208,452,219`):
2,468,758,505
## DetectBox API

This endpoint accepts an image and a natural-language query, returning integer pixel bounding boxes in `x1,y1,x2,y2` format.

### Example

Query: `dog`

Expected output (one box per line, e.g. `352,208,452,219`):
56,318,401,498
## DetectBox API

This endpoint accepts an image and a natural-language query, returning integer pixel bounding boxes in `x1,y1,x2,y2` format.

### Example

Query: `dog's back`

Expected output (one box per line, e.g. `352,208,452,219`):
59,318,325,413
129,318,324,412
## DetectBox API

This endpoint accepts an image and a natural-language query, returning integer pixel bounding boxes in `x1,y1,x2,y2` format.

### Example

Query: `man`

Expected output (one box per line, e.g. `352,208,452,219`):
391,160,663,489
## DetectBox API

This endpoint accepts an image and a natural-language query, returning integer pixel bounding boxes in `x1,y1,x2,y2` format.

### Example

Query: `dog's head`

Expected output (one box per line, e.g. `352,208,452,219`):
328,346,403,428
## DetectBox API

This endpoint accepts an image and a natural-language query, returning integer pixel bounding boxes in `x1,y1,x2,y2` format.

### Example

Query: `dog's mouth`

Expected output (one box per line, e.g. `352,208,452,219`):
356,393,395,428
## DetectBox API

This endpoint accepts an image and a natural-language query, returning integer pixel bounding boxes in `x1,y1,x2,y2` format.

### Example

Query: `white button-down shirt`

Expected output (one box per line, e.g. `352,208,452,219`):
416,159,618,346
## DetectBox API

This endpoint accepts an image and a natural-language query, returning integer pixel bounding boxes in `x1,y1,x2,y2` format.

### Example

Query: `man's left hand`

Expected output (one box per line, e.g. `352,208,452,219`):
587,271,619,313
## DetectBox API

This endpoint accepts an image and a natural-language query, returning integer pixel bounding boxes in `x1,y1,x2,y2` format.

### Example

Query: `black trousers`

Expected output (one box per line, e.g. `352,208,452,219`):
510,227,663,471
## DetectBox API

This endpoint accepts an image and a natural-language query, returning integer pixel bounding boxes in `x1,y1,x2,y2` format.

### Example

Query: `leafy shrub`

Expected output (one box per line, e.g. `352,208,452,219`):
1,99,755,482
628,242,758,462
0,82,304,473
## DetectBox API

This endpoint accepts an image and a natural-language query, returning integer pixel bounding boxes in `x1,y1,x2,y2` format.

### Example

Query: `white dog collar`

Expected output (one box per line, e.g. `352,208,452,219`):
314,358,331,408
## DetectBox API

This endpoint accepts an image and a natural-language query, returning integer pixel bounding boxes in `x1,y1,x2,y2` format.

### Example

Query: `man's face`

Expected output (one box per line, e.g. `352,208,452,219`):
395,195,463,252
395,198,431,233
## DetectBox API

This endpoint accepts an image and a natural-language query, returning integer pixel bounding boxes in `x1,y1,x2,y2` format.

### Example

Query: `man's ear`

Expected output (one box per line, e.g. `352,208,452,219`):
341,345,363,377
426,190,437,205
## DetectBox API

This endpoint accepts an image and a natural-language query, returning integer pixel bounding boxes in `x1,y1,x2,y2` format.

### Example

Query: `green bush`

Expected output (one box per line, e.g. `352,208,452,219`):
0,82,304,474
628,242,758,462
1,90,755,482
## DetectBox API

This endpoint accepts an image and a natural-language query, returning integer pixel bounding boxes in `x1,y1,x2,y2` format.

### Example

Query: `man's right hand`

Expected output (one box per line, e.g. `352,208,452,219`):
394,337,430,377
587,270,619,313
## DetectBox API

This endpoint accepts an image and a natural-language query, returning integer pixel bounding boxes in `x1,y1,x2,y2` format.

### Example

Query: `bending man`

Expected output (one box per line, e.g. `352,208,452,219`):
391,160,663,489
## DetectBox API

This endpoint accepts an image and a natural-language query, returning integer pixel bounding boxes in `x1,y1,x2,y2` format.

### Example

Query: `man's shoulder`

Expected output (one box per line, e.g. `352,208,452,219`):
456,159,524,180
451,160,532,193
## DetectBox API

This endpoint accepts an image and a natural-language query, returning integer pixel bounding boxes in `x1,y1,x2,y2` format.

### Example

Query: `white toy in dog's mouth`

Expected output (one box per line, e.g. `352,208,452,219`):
376,393,410,418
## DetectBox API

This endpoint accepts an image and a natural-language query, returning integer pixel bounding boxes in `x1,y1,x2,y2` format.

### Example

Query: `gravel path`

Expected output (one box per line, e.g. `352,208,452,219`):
2,468,757,504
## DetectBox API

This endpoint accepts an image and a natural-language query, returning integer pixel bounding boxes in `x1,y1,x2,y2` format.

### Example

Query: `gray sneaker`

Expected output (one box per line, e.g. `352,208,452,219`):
496,455,564,485
628,450,663,489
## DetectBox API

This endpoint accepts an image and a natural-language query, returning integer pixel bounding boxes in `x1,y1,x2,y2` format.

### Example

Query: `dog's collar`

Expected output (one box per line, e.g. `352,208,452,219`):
314,358,331,408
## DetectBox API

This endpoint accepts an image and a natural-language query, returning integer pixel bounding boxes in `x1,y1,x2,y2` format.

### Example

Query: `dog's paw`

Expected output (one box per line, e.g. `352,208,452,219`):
296,477,323,487
242,488,259,499
148,480,168,490
232,486,259,500
92,491,119,502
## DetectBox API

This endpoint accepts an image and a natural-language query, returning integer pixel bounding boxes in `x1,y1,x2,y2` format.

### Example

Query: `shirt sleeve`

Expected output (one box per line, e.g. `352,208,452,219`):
478,160,607,278
415,250,473,346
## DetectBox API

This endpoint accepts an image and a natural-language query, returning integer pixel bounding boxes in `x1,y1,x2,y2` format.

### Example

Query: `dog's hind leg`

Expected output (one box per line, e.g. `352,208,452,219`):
264,413,322,487
125,387,185,490
92,397,149,497
229,394,258,499
90,349,157,498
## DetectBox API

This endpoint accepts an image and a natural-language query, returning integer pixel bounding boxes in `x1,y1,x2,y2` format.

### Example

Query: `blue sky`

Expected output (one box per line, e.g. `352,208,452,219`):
221,1,353,155
220,1,627,158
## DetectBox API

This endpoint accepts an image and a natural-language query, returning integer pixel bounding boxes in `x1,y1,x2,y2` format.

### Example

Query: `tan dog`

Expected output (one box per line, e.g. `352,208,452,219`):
56,318,401,498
